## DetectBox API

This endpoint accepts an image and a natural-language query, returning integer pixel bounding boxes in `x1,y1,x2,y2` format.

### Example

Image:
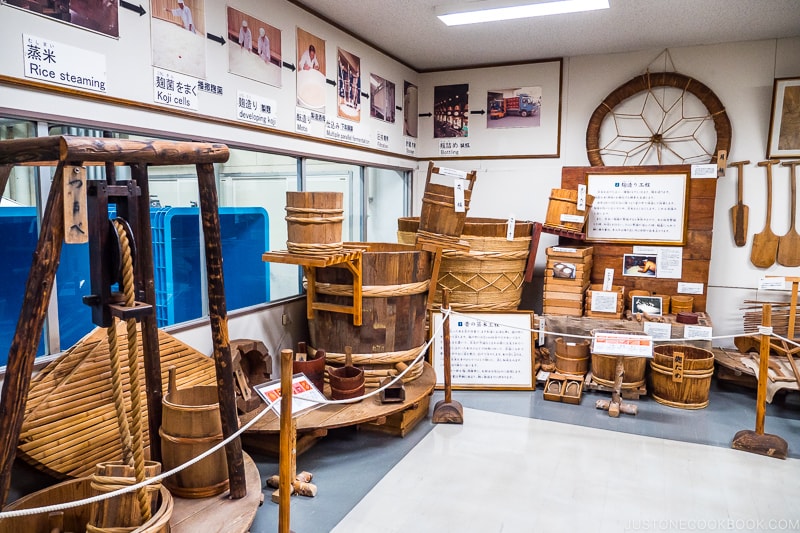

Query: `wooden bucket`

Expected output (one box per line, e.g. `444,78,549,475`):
670,295,693,314
650,344,714,409
160,373,229,498
88,461,168,531
309,243,431,385
591,353,647,389
293,348,326,393
419,183,473,241
544,189,594,232
554,337,590,375
328,351,365,401
0,476,172,533
285,191,344,256
398,217,533,310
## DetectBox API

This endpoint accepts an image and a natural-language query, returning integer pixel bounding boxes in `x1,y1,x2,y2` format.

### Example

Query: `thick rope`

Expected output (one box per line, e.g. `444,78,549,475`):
284,215,345,224
112,219,151,522
285,206,343,215
287,241,344,255
310,344,425,366
309,279,429,298
106,322,133,466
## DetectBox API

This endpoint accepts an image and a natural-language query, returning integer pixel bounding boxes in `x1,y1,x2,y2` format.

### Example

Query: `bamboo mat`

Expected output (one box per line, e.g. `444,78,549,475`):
18,323,217,479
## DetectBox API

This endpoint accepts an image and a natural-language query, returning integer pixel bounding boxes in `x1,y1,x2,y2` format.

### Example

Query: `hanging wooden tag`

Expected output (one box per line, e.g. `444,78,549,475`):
63,165,88,244
672,351,684,383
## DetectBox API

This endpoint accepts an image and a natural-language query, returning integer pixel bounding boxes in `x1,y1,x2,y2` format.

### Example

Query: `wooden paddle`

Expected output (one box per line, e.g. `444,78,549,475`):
729,160,750,247
777,160,800,267
750,160,780,268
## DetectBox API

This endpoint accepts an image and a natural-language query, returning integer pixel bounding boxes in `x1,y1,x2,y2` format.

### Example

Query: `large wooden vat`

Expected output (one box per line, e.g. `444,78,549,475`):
309,243,432,385
398,217,532,310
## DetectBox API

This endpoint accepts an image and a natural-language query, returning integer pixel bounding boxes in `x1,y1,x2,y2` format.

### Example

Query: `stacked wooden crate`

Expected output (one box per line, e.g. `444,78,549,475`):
543,246,593,316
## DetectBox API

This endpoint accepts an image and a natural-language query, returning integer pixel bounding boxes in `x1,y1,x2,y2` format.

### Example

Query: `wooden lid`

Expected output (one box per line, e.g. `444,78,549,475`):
676,312,699,324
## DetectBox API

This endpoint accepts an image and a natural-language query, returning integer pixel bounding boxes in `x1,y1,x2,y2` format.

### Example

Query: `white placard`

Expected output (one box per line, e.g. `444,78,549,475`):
23,34,108,94
253,373,326,416
577,184,587,211
236,90,277,128
153,68,198,110
432,312,534,389
538,317,545,347
759,277,786,290
643,322,672,340
438,140,461,156
591,291,618,312
436,166,467,178
602,268,614,292
404,137,417,156
552,247,577,253
506,216,516,241
592,332,653,358
677,282,704,294
560,214,584,223
325,118,370,146
684,325,713,339
586,172,688,244
691,164,718,178
376,131,390,150
295,107,326,136
453,178,467,212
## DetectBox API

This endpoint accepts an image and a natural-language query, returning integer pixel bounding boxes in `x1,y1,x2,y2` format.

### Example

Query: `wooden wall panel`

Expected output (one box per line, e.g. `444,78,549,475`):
560,165,716,312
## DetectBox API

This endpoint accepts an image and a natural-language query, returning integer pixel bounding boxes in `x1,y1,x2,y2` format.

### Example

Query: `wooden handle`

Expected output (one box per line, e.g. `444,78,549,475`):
759,160,777,225
442,288,452,404
756,304,771,435
168,366,177,396
345,345,353,367
729,160,749,201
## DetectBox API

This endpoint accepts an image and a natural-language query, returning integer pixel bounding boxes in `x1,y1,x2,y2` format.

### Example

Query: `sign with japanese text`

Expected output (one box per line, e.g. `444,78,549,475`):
236,90,277,128
23,34,107,93
295,106,326,137
431,312,534,390
592,332,653,358
253,373,326,416
153,68,198,110
586,172,689,245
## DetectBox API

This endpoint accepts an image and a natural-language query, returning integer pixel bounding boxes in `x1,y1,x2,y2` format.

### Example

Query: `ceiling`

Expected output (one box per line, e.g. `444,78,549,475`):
290,0,800,72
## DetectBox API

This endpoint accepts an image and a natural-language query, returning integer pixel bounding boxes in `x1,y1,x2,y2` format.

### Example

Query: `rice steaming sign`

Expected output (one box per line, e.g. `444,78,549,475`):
23,34,108,93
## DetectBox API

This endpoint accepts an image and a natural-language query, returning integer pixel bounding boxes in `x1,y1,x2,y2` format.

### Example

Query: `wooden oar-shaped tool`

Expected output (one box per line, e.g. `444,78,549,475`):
777,160,800,267
750,160,780,268
729,160,750,247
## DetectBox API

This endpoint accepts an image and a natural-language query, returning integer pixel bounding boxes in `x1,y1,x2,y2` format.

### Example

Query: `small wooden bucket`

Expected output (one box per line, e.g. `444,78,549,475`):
293,348,326,393
650,344,714,409
417,163,477,243
160,370,229,498
554,337,590,376
589,329,648,389
328,348,365,401
544,189,594,232
88,461,167,531
0,476,172,533
670,295,693,314
285,191,344,256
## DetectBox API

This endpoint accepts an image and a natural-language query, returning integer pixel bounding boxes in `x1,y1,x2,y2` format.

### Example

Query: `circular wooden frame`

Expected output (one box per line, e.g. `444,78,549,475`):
586,71,732,166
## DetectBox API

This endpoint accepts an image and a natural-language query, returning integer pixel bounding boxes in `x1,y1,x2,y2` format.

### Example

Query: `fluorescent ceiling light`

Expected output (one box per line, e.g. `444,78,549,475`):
436,0,610,26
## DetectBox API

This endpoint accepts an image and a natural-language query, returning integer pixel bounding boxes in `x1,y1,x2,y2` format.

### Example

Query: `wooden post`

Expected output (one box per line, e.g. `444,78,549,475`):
755,304,771,435
0,162,66,506
432,288,463,424
130,163,163,464
279,349,293,533
196,162,246,499
0,164,11,197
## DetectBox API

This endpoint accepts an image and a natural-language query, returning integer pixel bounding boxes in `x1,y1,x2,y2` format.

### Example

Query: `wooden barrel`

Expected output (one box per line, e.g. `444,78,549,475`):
160,381,229,498
88,461,166,531
285,191,343,256
293,349,326,393
544,189,594,232
0,476,172,533
309,243,432,385
418,182,473,241
670,295,693,314
398,217,533,310
590,353,647,389
650,344,714,409
554,337,590,375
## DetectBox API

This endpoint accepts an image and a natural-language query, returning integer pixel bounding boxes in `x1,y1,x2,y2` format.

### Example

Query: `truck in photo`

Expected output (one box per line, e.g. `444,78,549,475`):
489,94,538,119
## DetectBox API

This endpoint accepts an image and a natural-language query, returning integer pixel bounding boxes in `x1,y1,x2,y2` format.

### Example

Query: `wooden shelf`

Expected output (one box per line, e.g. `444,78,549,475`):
262,249,363,326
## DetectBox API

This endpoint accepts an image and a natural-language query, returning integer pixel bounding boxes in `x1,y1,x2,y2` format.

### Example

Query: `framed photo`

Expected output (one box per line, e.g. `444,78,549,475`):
430,311,535,390
585,169,690,245
631,295,663,316
623,254,658,277
766,77,800,159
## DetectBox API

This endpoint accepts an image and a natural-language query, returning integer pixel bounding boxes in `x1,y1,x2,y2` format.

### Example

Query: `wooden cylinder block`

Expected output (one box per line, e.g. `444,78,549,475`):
285,191,344,255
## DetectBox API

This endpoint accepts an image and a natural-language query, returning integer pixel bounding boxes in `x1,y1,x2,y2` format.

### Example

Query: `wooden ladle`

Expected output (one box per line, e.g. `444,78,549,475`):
750,160,780,268
777,160,800,267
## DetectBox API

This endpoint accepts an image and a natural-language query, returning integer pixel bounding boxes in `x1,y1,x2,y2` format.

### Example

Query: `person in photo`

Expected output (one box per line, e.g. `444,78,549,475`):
165,0,195,33
239,20,252,52
257,27,270,63
299,44,320,71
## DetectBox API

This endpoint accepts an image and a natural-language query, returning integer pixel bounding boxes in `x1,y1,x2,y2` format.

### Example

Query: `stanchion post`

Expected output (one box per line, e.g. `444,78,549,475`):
279,348,294,533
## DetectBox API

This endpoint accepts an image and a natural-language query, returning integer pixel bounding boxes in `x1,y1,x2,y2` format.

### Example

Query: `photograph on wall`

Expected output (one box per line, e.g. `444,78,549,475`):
151,0,206,79
766,77,800,158
296,27,326,112
623,254,658,277
631,295,663,316
434,83,468,138
486,86,541,128
227,7,281,87
337,48,361,122
403,81,418,137
3,0,119,38
369,74,395,123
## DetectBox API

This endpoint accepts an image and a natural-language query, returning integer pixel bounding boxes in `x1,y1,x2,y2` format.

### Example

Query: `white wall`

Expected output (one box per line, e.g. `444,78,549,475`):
413,37,800,347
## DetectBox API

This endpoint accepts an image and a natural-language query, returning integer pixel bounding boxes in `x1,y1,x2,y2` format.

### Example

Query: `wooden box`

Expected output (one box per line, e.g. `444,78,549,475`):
543,189,595,233
584,284,625,319
543,373,584,404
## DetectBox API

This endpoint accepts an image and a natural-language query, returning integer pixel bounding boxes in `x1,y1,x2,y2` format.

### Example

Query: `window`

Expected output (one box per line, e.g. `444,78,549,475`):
365,166,409,242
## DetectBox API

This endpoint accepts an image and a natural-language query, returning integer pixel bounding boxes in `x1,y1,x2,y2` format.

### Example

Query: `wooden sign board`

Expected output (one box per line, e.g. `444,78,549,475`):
430,311,535,390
